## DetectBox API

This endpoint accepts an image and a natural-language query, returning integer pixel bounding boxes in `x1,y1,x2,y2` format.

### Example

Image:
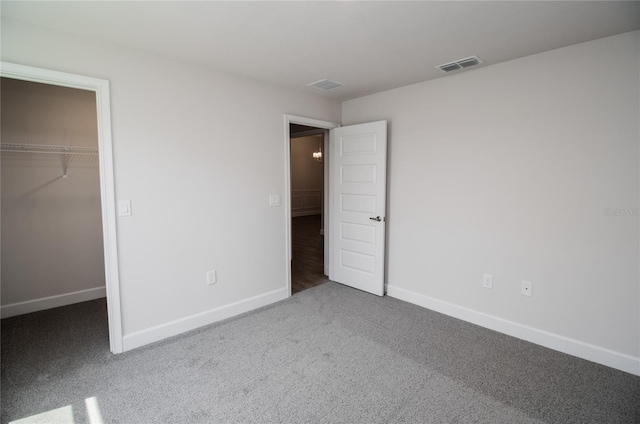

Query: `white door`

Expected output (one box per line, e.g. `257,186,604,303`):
330,121,387,296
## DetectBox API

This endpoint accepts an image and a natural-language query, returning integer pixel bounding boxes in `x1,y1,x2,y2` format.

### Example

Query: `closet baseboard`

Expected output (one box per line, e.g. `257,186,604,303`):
0,286,106,318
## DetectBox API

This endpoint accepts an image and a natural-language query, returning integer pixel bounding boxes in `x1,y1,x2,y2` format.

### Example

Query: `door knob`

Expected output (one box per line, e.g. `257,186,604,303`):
369,216,382,222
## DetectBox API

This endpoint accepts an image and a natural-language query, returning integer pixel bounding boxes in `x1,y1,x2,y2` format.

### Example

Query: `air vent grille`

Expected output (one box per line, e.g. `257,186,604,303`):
308,79,344,91
436,56,484,73
458,57,481,68
440,63,461,72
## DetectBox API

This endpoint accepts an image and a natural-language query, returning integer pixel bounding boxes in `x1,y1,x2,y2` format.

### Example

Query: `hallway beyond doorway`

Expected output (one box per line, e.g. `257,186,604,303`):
291,215,329,294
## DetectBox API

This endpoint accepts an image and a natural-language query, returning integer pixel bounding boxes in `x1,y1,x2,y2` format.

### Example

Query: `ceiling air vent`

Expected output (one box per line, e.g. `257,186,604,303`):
308,79,344,91
436,56,484,73
439,63,461,72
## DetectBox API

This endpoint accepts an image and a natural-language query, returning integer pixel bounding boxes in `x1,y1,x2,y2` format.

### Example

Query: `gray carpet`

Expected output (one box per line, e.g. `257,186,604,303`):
2,282,639,423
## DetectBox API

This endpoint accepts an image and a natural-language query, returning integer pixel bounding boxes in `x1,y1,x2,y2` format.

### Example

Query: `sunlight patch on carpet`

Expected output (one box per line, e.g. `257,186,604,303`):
10,405,74,424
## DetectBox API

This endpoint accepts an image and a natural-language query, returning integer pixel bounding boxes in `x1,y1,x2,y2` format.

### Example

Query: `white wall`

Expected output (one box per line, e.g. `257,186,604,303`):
1,78,105,312
343,31,640,373
1,19,341,347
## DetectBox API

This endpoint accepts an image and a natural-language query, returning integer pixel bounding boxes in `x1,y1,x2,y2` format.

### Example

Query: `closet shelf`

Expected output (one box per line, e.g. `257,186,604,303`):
1,143,98,156
1,143,99,178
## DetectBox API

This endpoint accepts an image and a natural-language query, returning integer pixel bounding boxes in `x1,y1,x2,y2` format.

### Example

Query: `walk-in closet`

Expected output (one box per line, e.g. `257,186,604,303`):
1,77,106,326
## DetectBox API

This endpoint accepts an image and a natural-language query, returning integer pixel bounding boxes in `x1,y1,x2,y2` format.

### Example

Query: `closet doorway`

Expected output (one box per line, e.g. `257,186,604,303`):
0,63,122,353
1,77,109,344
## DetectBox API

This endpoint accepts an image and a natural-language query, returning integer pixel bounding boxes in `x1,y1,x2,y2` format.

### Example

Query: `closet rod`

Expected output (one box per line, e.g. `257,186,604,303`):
1,143,98,156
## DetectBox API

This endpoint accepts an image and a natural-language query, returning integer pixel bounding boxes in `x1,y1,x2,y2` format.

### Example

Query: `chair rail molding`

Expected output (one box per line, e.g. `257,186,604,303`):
291,189,322,216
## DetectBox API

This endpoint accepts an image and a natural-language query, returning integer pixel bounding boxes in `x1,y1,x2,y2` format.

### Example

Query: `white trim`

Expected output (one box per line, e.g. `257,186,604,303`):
323,129,330,276
123,287,288,351
386,284,640,376
1,287,106,319
284,115,339,297
1,62,123,353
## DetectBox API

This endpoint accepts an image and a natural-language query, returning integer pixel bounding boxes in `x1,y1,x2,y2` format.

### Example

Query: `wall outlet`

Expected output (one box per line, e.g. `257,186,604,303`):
207,270,217,285
521,280,532,296
482,274,493,289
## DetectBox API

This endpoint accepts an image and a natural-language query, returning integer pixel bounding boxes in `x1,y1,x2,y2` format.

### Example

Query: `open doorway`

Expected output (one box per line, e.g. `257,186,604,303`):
284,115,338,296
285,116,388,298
289,125,329,293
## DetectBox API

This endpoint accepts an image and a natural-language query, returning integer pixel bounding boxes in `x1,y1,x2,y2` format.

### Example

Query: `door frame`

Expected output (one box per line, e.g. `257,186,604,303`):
284,115,339,296
1,61,123,353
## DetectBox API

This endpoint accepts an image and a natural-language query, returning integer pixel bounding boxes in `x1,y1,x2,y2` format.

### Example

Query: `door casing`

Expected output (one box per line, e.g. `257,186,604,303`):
1,62,123,353
284,115,338,296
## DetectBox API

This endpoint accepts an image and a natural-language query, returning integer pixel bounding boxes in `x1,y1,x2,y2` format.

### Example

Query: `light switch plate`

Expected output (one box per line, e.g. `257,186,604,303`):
269,195,281,207
118,200,132,217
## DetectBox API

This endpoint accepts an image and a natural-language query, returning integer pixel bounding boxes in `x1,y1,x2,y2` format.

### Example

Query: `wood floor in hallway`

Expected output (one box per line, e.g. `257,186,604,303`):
291,214,329,294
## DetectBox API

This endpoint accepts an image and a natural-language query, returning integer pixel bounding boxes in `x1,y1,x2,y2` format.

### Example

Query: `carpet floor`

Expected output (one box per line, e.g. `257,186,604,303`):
2,282,639,423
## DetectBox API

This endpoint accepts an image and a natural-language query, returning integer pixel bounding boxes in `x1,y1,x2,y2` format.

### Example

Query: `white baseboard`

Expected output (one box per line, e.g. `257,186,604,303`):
1,286,106,319
386,284,640,376
122,287,289,352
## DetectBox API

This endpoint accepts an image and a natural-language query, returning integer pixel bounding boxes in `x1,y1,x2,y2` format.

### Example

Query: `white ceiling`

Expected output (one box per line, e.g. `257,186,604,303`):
2,1,639,101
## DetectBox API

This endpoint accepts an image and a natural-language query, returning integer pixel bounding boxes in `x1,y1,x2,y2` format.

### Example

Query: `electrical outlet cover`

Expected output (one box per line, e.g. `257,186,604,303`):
482,274,493,289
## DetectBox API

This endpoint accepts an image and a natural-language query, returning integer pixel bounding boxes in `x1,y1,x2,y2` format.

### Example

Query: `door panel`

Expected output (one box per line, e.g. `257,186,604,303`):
330,121,387,296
